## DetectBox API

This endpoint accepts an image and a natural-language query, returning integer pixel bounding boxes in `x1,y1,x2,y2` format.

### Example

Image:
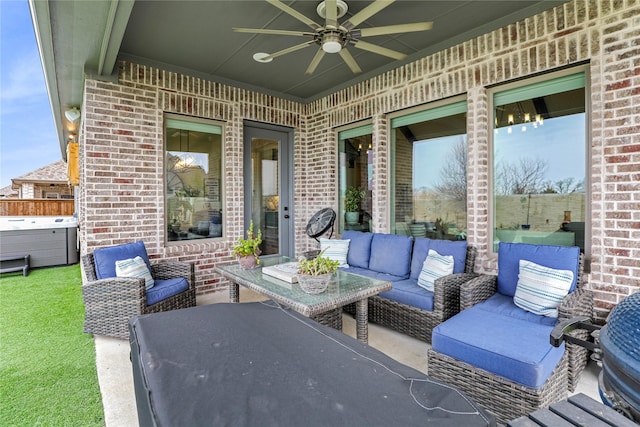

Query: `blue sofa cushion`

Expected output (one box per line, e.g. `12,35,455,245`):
93,241,152,280
497,243,580,297
432,300,565,388
379,278,434,311
146,278,189,306
340,267,406,283
368,234,413,278
342,231,373,268
410,238,468,279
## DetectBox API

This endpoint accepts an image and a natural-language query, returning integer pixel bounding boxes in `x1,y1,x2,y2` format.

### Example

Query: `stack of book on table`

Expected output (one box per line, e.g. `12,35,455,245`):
262,261,299,283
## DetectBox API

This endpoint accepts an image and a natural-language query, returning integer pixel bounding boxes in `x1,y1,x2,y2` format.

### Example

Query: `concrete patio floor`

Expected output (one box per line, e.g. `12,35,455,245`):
95,289,601,427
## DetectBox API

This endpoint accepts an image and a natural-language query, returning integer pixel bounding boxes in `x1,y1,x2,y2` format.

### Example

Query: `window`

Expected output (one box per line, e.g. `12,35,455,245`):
491,69,587,252
338,124,373,233
390,99,468,240
165,116,223,242
45,192,59,199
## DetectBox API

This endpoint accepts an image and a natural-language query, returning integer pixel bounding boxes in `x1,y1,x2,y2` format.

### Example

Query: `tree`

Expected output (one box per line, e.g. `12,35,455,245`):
433,139,467,200
495,157,548,195
551,177,585,194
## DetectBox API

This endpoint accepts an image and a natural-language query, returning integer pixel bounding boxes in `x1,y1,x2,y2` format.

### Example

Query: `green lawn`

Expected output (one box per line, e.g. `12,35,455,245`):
0,264,104,426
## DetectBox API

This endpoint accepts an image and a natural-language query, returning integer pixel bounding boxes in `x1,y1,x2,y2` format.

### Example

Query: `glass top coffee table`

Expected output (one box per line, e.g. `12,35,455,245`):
215,256,392,343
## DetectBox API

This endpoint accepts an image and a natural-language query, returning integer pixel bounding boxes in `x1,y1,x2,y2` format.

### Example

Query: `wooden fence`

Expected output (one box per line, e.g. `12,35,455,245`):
0,199,75,216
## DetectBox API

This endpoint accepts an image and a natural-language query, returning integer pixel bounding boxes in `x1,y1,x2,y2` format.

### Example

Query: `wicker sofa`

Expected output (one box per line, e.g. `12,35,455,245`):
81,241,196,339
427,243,592,423
340,231,477,343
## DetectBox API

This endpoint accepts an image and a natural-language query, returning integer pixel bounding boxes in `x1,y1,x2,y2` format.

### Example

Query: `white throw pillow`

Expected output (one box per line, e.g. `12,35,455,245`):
115,256,154,290
514,259,574,318
319,238,350,268
417,249,454,292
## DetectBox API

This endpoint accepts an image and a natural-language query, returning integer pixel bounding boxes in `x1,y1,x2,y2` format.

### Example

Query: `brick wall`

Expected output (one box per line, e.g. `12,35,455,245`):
79,0,639,321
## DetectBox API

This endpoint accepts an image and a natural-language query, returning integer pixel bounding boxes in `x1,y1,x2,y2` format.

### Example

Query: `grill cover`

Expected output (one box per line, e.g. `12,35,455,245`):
599,292,640,420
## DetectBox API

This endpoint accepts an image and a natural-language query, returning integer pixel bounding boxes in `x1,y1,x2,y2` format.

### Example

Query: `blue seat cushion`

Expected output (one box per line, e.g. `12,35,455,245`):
340,267,405,283
410,238,468,279
146,278,189,306
368,233,413,278
475,294,558,326
93,241,152,280
432,300,565,388
378,278,434,311
342,231,373,269
497,243,580,296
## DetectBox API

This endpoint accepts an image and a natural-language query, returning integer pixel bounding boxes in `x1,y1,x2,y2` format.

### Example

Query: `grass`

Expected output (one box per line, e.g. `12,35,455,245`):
0,265,104,426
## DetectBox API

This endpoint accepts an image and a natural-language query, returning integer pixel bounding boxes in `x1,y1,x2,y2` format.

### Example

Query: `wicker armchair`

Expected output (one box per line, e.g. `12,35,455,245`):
346,245,477,343
81,243,196,339
427,244,592,424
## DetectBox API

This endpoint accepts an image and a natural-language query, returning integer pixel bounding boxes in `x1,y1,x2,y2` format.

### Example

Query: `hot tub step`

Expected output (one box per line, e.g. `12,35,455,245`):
0,254,30,277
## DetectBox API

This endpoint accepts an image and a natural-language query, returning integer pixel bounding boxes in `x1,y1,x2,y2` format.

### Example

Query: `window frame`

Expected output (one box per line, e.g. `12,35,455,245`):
387,94,468,235
163,113,226,246
488,65,591,259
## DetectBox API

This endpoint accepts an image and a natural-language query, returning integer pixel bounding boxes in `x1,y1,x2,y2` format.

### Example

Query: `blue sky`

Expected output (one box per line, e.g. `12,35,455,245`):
414,114,585,189
1,0,59,189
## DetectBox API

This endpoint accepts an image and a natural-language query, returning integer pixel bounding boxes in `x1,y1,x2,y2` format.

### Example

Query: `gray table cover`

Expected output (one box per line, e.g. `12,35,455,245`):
129,301,495,426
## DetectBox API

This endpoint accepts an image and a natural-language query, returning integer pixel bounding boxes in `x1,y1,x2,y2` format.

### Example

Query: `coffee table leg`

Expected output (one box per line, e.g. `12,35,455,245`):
355,298,368,343
229,282,240,303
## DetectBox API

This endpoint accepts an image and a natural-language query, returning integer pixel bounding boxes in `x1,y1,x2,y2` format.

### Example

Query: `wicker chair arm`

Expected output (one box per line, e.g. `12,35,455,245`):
558,287,593,321
151,262,195,288
82,277,147,311
460,274,497,310
433,272,479,320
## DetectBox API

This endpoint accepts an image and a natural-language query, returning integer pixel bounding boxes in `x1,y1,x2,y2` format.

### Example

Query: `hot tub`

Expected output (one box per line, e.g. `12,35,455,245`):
0,216,79,268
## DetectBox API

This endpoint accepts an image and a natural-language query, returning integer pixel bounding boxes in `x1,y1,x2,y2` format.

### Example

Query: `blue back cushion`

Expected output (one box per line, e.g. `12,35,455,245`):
497,242,580,297
368,234,413,278
93,241,152,280
410,238,468,279
342,231,373,268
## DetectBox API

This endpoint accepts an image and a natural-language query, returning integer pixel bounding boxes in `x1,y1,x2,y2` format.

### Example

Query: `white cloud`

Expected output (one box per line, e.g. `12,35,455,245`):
1,51,47,102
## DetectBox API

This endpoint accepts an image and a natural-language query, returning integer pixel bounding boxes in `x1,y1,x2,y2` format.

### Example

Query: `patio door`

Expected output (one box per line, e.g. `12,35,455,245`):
243,121,294,257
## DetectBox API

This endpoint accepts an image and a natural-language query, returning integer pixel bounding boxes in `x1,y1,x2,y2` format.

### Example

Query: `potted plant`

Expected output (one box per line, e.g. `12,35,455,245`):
344,186,365,225
296,251,340,294
233,220,262,269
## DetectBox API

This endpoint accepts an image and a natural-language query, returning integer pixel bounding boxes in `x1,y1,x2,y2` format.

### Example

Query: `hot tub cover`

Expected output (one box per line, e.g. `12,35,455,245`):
129,302,495,427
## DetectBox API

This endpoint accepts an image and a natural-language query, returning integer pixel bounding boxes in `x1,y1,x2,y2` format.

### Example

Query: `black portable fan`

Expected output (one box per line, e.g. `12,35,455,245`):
306,208,336,242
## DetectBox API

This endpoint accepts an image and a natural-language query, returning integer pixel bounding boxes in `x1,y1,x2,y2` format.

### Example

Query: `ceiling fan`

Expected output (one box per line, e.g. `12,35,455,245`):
233,0,433,75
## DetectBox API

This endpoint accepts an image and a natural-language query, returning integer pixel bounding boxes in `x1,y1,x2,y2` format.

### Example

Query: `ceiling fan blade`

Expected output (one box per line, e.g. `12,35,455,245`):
305,49,326,75
359,22,433,37
233,28,312,37
262,40,316,61
266,0,321,30
352,40,406,60
338,49,362,74
325,0,337,27
343,0,395,30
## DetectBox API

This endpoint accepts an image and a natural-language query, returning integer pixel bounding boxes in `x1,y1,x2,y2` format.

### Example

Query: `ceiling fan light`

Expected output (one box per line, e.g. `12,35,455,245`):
322,32,343,53
322,40,342,53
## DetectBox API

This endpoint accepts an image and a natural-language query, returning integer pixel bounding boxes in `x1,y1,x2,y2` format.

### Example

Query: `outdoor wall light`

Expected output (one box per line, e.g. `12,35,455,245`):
65,107,81,123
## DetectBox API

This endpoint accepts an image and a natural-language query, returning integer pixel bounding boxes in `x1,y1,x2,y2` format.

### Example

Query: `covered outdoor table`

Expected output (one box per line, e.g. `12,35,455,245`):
129,301,495,426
